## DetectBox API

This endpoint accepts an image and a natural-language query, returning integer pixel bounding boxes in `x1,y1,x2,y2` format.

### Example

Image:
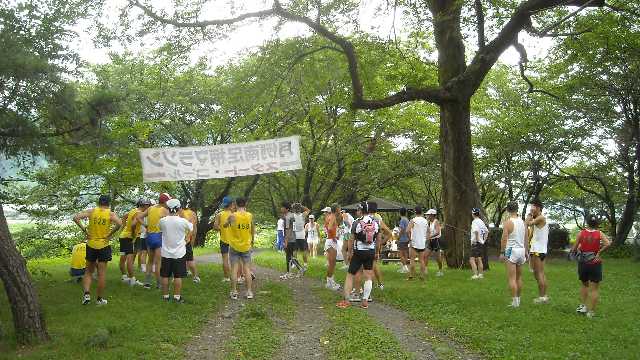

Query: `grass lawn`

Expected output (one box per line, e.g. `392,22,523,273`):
0,254,228,359
254,250,640,360
225,281,293,359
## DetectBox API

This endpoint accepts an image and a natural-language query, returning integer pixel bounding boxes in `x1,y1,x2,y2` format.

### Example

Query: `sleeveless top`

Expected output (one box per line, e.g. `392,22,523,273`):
578,229,602,264
88,208,111,249
507,218,526,249
530,221,549,253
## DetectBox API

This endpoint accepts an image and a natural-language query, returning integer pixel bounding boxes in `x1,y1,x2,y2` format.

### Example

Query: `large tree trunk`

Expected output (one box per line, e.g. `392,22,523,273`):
440,100,481,267
432,1,482,267
615,197,637,246
0,205,49,344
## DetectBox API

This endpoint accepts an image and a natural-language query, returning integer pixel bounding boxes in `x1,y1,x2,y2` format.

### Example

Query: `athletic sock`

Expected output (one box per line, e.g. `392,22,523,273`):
141,264,147,272
173,295,181,301
515,297,521,306
363,280,373,300
162,294,170,300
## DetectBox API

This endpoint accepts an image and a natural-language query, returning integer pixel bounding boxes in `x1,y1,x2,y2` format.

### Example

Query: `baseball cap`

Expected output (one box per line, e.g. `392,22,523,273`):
166,198,181,211
98,195,110,206
138,198,152,206
222,196,233,208
309,214,315,219
158,193,171,204
472,208,481,215
426,209,437,215
322,206,332,212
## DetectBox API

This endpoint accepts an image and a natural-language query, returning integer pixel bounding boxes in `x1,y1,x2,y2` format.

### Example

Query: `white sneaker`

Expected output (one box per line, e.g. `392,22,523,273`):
533,296,549,304
279,273,292,280
246,291,254,300
586,311,595,318
121,275,129,282
436,271,444,277
331,282,342,291
230,292,238,300
576,304,588,314
378,283,384,291
96,298,108,306
82,293,91,305
478,273,484,279
222,277,231,283
193,276,201,284
471,274,479,280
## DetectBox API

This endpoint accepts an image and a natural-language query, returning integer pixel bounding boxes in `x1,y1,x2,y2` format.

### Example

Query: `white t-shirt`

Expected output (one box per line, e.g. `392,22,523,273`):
530,221,549,253
277,218,285,231
470,218,488,245
293,213,306,239
410,216,429,250
159,215,193,259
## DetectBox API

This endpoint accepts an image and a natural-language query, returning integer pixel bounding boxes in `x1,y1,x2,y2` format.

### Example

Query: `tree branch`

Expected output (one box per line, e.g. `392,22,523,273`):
474,0,486,50
513,40,561,99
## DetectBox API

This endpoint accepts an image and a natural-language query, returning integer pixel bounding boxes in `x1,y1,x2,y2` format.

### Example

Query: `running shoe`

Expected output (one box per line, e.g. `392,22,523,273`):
576,304,588,314
378,283,384,291
174,297,185,304
533,296,549,304
471,274,480,280
193,276,201,284
121,275,129,282
82,293,91,305
246,291,254,300
478,273,484,279
436,271,444,277
143,283,151,289
96,298,108,306
162,296,170,302
336,300,351,309
360,300,369,309
230,292,239,300
586,311,595,318
251,272,256,280
131,279,145,287
222,277,231,283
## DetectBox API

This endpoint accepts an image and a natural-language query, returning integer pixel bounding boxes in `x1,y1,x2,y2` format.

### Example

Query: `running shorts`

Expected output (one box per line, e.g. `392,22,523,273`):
295,238,308,251
578,262,602,283
146,232,162,250
470,243,484,258
119,238,135,255
185,243,194,261
220,241,230,254
505,247,526,265
348,249,375,275
134,237,147,252
160,256,187,278
324,238,338,252
86,245,112,263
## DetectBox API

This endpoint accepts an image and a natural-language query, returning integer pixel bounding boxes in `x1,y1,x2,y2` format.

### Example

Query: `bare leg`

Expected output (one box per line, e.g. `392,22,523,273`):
419,251,427,278
437,251,444,271
326,247,337,280
588,282,599,312
222,252,231,279
533,257,547,297
187,261,199,278
230,260,239,294
516,264,523,297
343,273,354,300
506,262,518,298
408,248,416,278
153,248,161,283
580,282,589,304
470,258,478,275
424,250,431,276
173,278,182,296
126,254,135,279
477,257,484,275
96,262,108,298
243,261,253,293
373,261,383,286
119,255,126,276
83,261,96,294
161,277,170,296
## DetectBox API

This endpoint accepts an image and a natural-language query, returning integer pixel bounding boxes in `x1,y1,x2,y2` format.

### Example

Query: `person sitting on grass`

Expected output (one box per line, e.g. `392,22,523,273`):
499,201,529,308
159,199,193,303
73,194,122,305
572,214,611,318
70,241,87,283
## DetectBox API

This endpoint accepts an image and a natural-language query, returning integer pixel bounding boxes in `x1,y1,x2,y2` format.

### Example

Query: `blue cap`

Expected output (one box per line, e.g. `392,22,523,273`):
472,208,481,215
222,196,233,208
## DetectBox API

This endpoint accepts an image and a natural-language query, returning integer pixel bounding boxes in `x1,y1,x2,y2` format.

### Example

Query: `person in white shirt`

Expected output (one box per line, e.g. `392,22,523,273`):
500,201,529,308
469,208,488,279
305,215,320,258
407,206,429,280
159,199,193,303
425,209,445,277
526,198,549,304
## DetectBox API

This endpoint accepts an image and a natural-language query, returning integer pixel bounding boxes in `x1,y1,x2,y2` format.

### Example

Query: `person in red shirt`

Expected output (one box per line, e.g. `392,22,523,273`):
571,214,611,318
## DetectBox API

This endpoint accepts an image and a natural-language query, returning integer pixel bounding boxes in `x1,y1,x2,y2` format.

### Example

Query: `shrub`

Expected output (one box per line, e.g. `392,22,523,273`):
13,222,84,260
604,244,638,259
548,224,570,250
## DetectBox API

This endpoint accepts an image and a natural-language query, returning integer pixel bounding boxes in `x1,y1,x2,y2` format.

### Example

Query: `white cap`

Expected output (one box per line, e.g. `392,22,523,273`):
166,198,181,211
426,209,437,215
322,206,332,212
309,214,315,219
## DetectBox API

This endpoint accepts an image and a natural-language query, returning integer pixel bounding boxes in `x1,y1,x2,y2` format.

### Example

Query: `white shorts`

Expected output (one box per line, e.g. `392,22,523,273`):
506,247,526,265
324,238,338,252
307,237,319,245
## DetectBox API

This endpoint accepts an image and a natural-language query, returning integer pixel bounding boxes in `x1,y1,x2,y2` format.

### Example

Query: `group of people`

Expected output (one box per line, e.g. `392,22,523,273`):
72,193,256,304
71,193,611,318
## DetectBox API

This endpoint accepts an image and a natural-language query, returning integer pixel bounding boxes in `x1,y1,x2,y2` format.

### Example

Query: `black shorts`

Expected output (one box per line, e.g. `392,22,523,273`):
119,238,134,255
428,237,444,252
295,238,308,251
86,245,112,263
185,243,194,261
398,242,409,251
531,252,547,261
470,243,484,258
160,256,187,278
220,241,230,254
348,249,375,275
134,237,147,252
578,262,602,283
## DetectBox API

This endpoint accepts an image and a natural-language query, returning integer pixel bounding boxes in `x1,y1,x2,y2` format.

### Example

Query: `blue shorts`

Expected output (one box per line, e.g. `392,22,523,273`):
220,241,230,254
146,232,162,250
229,248,251,264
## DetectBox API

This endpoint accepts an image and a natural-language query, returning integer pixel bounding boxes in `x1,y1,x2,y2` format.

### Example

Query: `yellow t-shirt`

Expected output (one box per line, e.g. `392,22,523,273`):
119,208,139,239
88,208,111,249
218,210,234,244
70,243,86,269
147,205,164,233
181,209,196,242
230,211,253,253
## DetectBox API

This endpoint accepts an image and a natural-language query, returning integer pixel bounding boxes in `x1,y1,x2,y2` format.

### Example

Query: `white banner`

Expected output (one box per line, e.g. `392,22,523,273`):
139,136,302,183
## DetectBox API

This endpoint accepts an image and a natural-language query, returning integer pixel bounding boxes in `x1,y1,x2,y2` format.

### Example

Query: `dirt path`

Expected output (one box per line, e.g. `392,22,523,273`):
189,253,479,360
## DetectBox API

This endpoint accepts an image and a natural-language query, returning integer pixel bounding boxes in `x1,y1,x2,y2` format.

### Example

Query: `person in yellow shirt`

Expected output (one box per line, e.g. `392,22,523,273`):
73,195,122,305
118,198,150,286
70,242,87,283
135,193,170,289
228,197,255,300
212,196,235,282
180,200,201,283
